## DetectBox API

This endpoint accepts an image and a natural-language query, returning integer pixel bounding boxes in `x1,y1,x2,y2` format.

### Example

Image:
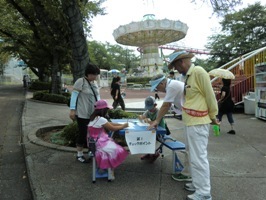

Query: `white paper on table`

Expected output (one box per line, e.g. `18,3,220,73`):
116,122,135,129
136,122,149,127
125,130,156,154
126,122,135,129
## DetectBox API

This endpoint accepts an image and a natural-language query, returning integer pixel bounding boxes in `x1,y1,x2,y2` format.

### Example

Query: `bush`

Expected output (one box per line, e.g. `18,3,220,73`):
33,90,49,100
61,92,71,98
42,93,69,104
32,90,69,104
60,109,139,147
108,109,138,119
30,80,51,91
61,121,79,147
127,77,151,85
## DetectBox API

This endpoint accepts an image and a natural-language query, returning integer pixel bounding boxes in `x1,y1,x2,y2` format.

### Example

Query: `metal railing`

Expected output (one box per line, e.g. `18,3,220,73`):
211,46,266,104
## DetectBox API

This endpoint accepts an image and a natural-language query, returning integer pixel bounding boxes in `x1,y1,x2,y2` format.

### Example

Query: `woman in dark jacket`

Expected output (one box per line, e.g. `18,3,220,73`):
111,76,125,110
217,78,235,134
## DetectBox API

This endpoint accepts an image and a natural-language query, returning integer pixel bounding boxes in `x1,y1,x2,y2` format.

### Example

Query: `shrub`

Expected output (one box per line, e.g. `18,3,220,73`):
41,93,68,104
127,77,151,85
33,90,49,99
61,92,71,98
60,109,139,147
61,121,79,147
32,91,68,104
50,131,69,146
30,80,51,91
108,109,138,119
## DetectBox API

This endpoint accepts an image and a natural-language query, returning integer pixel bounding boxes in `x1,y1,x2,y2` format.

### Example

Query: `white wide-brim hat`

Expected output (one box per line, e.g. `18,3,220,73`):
168,51,194,68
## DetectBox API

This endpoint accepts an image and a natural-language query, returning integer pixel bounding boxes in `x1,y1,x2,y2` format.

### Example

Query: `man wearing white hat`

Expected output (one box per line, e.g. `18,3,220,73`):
168,51,219,200
148,74,184,128
148,73,192,181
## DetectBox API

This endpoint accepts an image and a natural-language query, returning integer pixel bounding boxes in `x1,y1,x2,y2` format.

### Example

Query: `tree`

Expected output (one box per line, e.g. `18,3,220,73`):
0,0,241,92
61,0,104,82
206,2,266,67
105,43,139,72
88,40,115,69
194,57,215,72
193,0,242,16
88,40,140,71
0,0,104,92
0,51,10,75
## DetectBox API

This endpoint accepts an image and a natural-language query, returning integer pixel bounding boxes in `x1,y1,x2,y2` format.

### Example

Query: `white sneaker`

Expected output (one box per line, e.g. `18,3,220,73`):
109,169,115,180
184,183,196,192
186,193,212,200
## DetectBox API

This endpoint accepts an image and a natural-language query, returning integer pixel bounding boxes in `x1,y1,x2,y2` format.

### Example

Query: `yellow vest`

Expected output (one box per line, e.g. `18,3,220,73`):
182,65,218,126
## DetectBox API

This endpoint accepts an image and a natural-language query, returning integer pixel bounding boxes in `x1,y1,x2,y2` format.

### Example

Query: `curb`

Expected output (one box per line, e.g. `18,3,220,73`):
27,125,80,153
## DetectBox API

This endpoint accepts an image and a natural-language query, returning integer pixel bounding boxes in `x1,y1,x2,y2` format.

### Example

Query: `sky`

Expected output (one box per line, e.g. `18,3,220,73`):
89,0,260,56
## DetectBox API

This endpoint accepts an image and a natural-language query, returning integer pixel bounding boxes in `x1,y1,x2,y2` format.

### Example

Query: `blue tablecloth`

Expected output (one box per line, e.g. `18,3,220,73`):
111,119,166,135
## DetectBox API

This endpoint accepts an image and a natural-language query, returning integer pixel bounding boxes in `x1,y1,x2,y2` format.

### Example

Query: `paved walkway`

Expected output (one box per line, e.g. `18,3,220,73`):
22,92,266,200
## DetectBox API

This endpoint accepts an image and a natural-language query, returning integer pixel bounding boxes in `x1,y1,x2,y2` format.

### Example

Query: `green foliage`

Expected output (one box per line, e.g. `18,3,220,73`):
32,90,49,100
61,121,79,147
32,90,68,104
197,0,242,17
60,109,138,147
88,40,140,71
50,131,69,146
127,77,151,85
108,109,138,119
206,2,266,67
194,58,215,72
30,81,51,91
61,92,71,98
0,0,105,84
0,51,10,75
41,93,69,104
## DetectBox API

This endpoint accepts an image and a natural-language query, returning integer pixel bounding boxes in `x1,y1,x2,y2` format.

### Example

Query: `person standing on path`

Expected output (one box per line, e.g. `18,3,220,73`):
111,76,125,110
168,51,219,200
217,78,236,134
148,74,191,181
69,63,100,163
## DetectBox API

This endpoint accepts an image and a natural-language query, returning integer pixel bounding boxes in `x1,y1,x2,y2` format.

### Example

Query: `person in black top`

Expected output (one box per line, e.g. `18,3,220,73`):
154,91,160,100
168,71,175,80
111,76,125,110
217,78,235,134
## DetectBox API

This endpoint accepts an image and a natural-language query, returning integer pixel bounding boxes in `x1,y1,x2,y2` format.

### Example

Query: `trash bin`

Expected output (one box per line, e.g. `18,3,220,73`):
244,92,255,115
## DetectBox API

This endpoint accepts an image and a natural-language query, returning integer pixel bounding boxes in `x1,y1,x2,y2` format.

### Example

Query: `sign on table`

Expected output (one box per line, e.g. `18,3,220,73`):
125,130,156,154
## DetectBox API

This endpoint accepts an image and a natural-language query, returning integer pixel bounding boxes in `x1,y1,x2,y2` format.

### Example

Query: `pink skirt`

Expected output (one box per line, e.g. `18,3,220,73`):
95,134,128,169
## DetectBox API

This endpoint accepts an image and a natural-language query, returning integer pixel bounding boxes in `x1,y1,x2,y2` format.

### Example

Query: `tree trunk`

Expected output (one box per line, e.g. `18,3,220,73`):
50,51,61,94
62,0,90,82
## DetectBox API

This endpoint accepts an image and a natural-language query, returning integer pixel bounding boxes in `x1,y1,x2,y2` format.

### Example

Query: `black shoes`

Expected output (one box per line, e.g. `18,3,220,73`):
149,153,160,163
140,154,151,160
140,153,160,163
227,130,236,135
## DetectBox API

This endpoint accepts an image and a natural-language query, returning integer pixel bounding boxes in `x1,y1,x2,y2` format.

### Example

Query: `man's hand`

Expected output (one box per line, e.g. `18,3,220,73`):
210,118,220,125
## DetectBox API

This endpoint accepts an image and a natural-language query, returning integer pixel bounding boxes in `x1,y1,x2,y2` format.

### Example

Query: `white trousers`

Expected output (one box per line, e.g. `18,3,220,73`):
180,129,190,176
185,124,211,195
